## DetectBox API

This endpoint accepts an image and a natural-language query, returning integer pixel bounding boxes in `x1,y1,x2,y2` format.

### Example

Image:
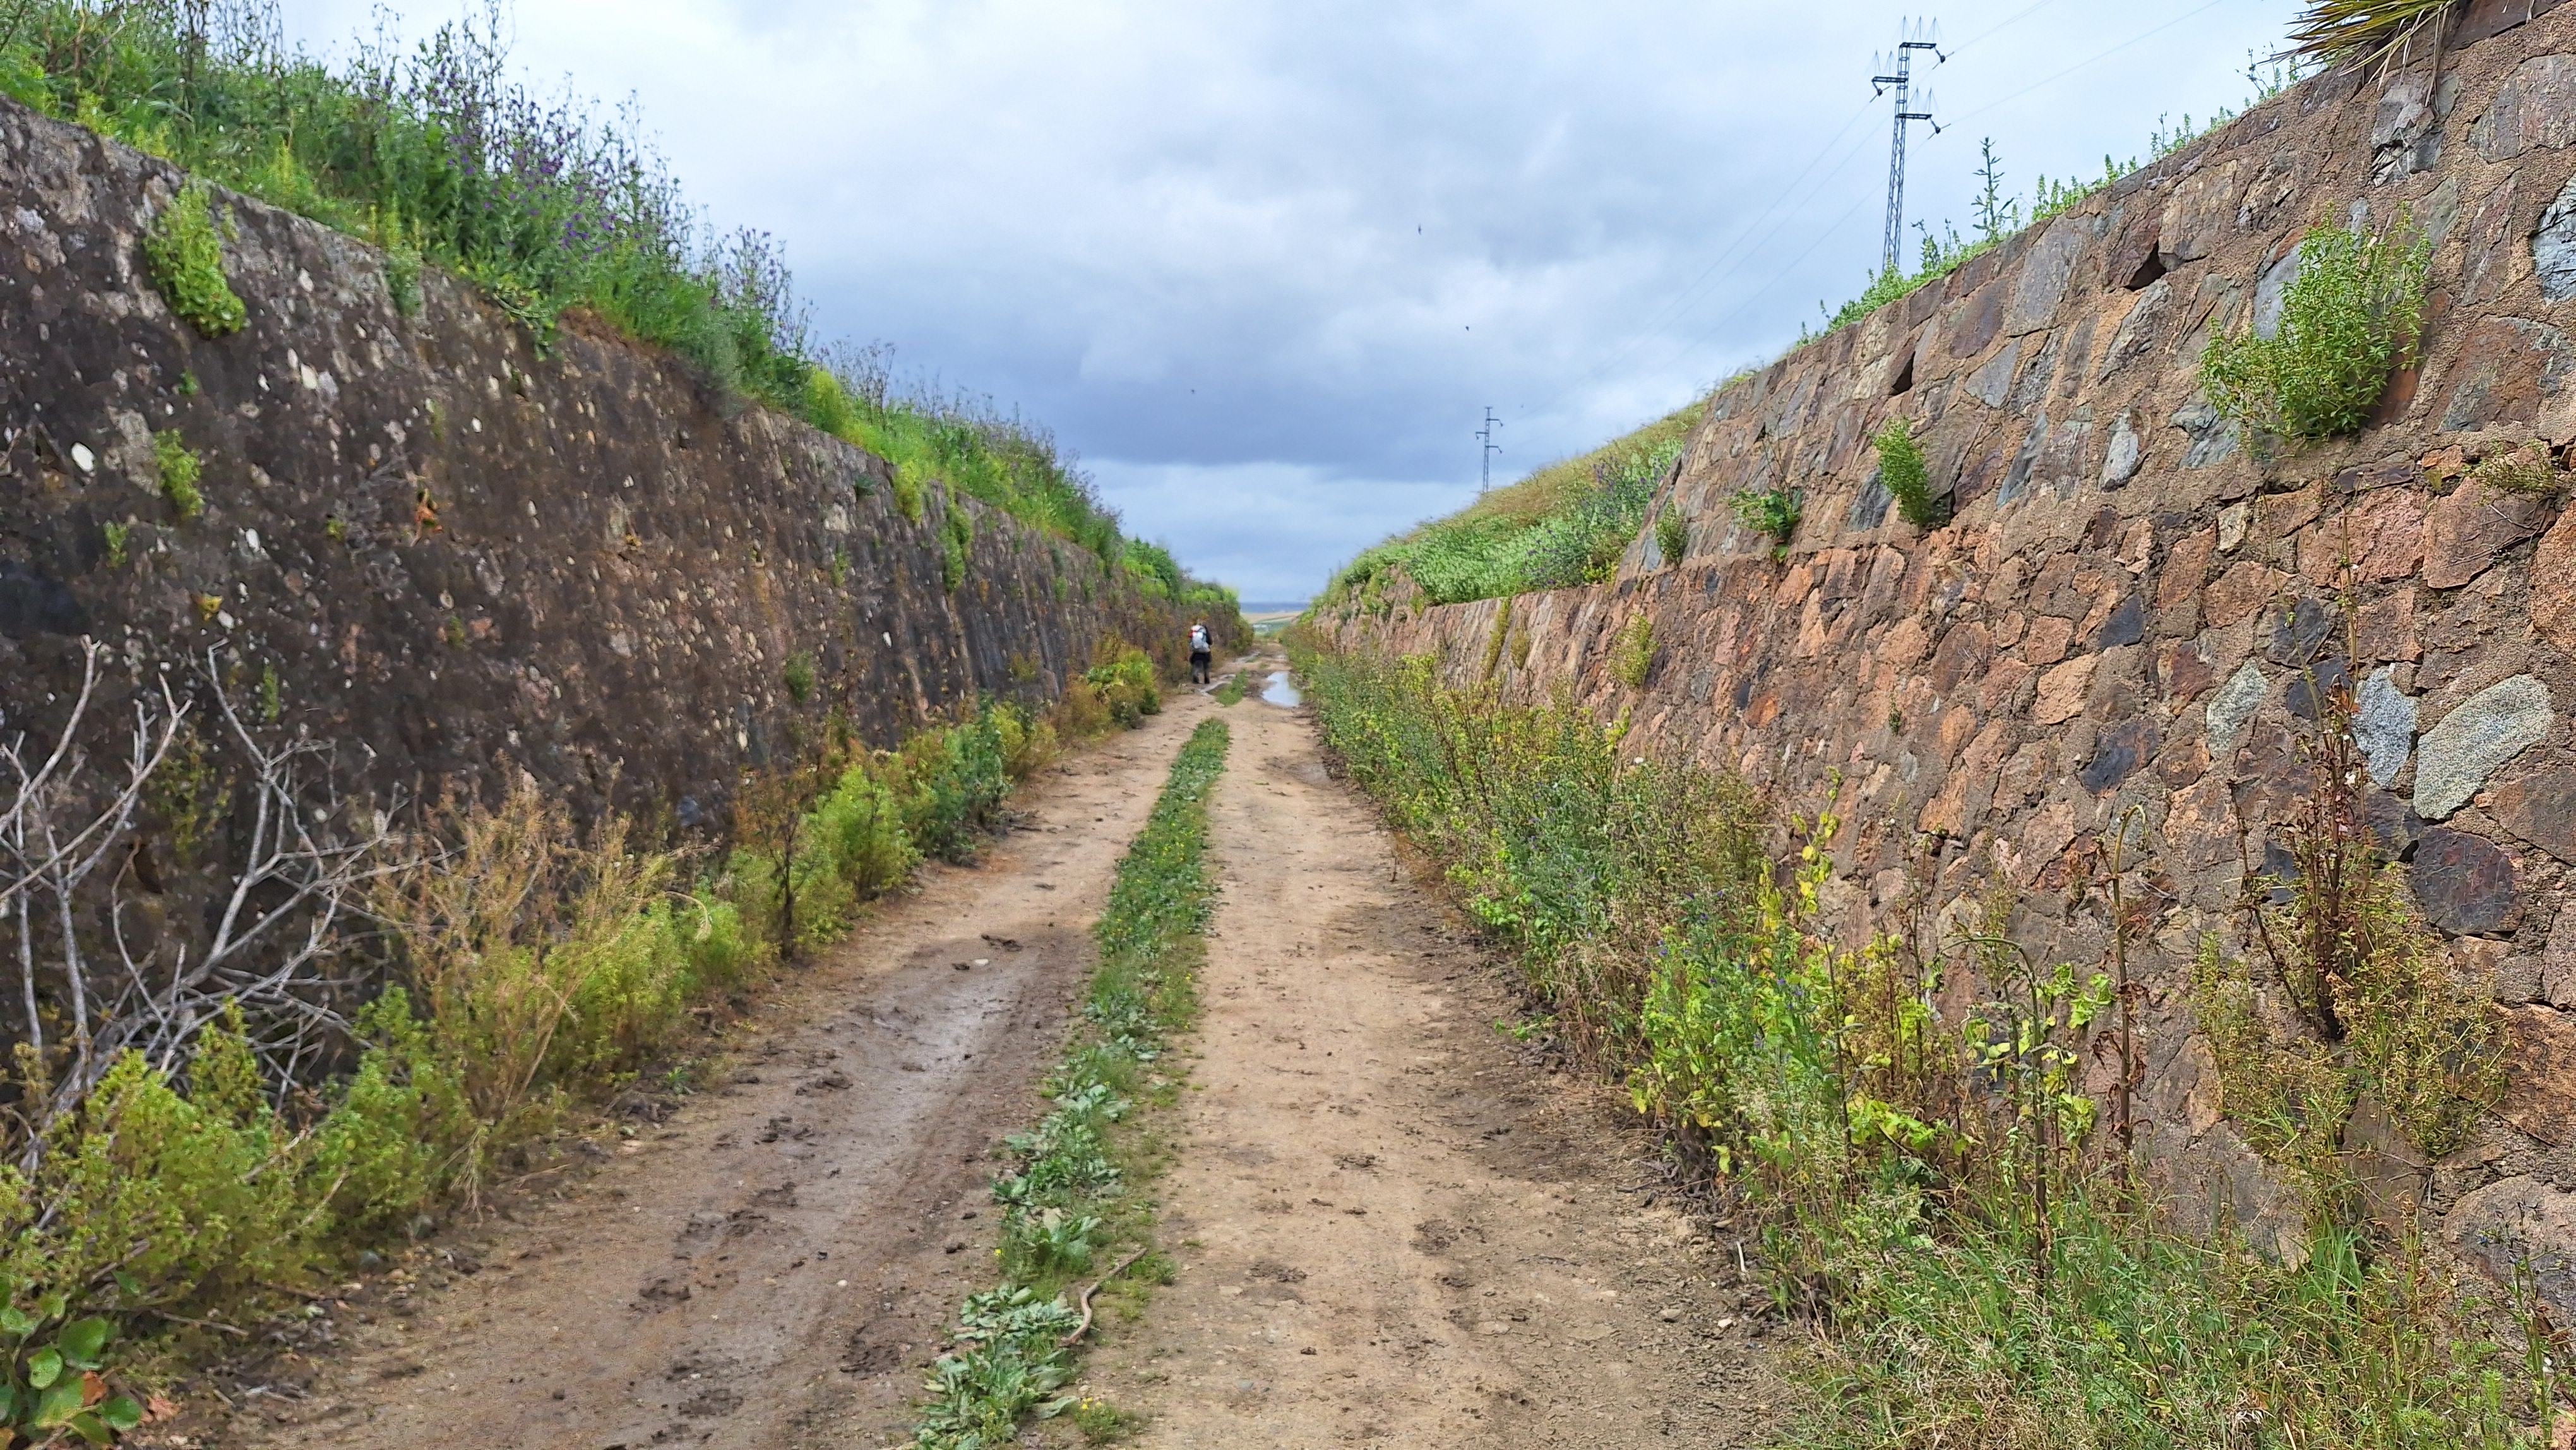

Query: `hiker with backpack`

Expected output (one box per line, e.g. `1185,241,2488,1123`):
1188,620,1213,685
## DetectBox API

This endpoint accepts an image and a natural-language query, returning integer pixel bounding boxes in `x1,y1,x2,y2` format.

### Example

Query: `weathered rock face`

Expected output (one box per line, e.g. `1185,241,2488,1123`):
0,98,1203,832
1329,6,2576,1286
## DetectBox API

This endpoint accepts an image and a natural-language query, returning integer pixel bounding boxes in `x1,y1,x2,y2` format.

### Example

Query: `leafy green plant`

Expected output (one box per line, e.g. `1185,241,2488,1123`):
100,521,130,570
259,663,282,722
1875,419,1943,529
782,652,815,705
0,1300,146,1446
1728,487,1801,560
1653,509,1690,568
1611,615,1655,689
141,182,246,338
152,430,203,522
2203,222,2428,444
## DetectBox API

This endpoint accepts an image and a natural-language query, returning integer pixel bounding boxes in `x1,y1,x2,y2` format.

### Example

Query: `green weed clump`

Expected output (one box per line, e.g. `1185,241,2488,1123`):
141,183,246,338
912,719,1230,1450
2189,709,2505,1194
1291,635,2558,1447
1611,615,1655,689
1083,642,1162,729
1875,418,1943,529
941,501,975,593
100,520,130,569
2203,222,2428,444
1728,486,1800,559
152,430,203,521
1653,509,1690,568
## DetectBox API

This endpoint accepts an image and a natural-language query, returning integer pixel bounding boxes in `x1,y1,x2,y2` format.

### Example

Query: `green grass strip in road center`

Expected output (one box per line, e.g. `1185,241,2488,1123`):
909,717,1231,1449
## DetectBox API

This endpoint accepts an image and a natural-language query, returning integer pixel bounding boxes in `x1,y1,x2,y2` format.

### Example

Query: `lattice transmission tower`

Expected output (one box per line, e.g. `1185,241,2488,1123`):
1872,21,1945,275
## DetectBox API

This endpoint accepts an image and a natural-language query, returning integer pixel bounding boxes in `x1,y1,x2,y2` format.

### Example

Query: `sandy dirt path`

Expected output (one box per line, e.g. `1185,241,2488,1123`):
224,697,1217,1450
1074,659,1798,1449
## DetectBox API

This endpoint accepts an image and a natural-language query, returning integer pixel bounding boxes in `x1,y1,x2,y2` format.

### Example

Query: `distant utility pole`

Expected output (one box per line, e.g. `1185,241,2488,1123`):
1477,407,1503,491
1872,21,1945,275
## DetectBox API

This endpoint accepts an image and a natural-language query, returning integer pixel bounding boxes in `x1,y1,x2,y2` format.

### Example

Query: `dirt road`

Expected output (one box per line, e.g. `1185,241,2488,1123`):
1074,664,1795,1448
225,700,1218,1450
217,655,1792,1450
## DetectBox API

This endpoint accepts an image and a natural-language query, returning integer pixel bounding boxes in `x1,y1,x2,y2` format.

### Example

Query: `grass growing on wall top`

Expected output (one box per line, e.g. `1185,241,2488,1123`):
1321,402,1701,611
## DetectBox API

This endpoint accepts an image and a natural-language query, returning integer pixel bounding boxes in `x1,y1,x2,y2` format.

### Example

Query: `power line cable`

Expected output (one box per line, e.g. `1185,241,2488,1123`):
1518,94,1878,420
1929,0,2233,133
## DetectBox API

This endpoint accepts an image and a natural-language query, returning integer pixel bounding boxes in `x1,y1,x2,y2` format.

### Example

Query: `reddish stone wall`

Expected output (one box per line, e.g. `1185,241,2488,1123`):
1327,6,2576,1289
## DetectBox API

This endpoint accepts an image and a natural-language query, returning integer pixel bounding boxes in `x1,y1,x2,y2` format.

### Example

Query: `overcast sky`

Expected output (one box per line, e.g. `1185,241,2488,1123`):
282,0,2299,602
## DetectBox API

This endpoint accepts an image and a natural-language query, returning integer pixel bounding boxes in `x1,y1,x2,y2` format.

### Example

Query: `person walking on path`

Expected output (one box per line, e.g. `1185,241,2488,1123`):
1188,620,1213,685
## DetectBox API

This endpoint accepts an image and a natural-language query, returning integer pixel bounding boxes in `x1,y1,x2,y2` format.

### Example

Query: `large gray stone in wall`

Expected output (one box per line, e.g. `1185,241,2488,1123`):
2540,173,2576,302
2414,826,2517,933
2354,666,2418,786
2005,217,2092,335
2251,248,2301,341
2472,52,2576,160
2100,412,2143,488
2447,1176,2576,1327
2414,674,2555,819
2207,661,2266,762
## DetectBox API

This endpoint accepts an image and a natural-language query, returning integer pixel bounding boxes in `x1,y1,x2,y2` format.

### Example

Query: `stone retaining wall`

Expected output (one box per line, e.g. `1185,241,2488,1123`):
1328,3,2576,1296
0,96,1198,834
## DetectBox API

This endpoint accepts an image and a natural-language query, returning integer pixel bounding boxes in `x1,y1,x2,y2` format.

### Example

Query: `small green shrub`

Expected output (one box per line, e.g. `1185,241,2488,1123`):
1611,615,1655,689
100,520,130,569
941,502,975,593
1653,510,1690,568
2203,222,2428,444
378,209,424,319
259,662,282,722
1084,644,1161,728
141,183,247,338
1729,487,1801,559
782,652,814,704
153,429,203,521
892,461,929,523
2469,441,2565,496
1875,419,1943,529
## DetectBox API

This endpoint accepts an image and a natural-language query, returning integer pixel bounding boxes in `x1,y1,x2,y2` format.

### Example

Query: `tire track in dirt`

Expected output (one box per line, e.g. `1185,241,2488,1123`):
223,698,1217,1450
1074,662,1800,1448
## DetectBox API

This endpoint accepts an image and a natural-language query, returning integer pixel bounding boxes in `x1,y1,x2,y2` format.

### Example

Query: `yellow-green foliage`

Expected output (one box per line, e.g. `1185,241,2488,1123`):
1611,614,1655,689
941,500,975,593
1085,642,1162,728
1876,417,1940,529
141,183,247,338
376,781,717,1129
153,429,203,521
892,461,929,524
2203,222,2428,443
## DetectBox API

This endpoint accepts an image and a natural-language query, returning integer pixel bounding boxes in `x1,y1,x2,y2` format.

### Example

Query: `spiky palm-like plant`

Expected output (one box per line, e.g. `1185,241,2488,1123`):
2286,0,2459,73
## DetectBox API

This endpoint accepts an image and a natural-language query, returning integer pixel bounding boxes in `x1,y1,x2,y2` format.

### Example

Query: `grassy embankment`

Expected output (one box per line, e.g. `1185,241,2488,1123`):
910,718,1230,1449
1290,640,2555,1449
